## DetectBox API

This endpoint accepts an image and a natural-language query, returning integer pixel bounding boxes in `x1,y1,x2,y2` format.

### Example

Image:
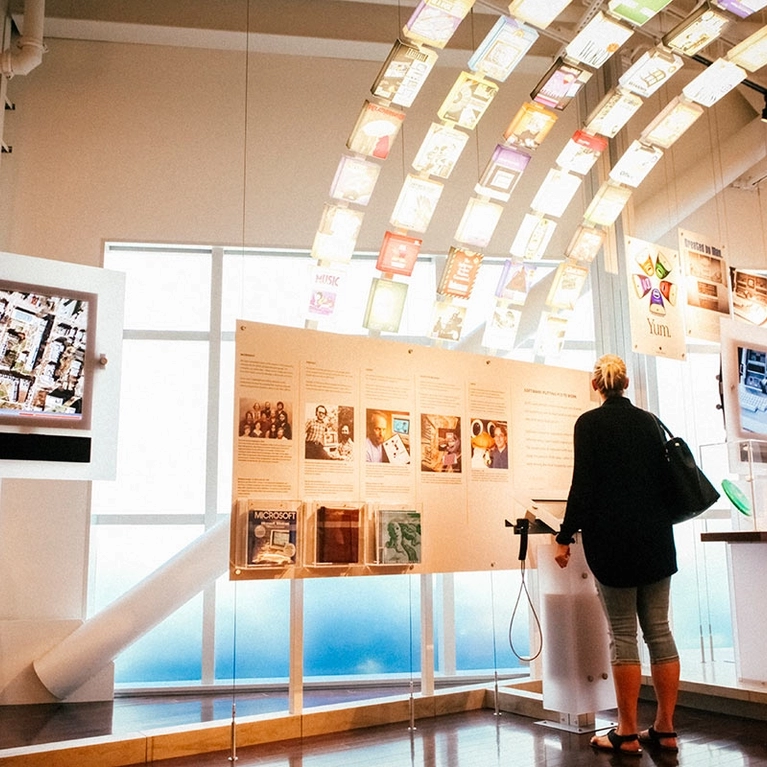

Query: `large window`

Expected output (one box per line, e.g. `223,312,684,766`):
91,242,598,689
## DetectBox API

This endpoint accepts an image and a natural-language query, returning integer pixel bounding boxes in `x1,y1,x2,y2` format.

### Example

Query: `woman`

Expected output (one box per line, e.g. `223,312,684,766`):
554,354,680,756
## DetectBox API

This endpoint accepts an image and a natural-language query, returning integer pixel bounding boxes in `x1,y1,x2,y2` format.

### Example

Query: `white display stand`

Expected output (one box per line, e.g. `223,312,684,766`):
701,530,767,684
700,440,767,684
536,540,615,731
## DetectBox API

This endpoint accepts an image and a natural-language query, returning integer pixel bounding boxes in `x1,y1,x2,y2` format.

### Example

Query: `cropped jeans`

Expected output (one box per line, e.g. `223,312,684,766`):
596,576,679,666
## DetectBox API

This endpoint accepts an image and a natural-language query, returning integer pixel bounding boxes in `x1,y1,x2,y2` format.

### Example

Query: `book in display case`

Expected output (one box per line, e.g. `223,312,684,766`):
231,499,301,572
376,507,422,565
313,502,363,565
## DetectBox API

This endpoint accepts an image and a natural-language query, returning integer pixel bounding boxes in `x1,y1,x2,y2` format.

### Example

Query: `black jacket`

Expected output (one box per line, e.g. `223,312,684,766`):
556,396,678,587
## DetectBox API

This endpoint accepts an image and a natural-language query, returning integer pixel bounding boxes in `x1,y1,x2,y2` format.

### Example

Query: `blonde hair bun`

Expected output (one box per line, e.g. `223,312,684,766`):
592,354,628,397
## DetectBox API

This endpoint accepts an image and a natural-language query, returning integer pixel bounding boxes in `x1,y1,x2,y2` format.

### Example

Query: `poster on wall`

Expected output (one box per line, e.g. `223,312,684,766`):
678,229,730,341
625,236,686,360
731,269,767,326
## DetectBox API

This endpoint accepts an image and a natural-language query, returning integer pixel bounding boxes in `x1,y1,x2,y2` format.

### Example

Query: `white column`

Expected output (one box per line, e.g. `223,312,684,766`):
33,517,230,700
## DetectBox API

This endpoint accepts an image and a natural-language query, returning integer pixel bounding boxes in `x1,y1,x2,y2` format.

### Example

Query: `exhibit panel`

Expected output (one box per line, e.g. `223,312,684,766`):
229,321,595,579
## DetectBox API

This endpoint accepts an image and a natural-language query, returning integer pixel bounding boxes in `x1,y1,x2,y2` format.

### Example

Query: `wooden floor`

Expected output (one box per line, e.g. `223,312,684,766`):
143,700,767,767
2,692,766,766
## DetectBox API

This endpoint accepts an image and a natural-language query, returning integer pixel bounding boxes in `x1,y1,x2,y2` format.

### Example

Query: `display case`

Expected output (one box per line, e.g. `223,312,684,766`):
699,439,767,531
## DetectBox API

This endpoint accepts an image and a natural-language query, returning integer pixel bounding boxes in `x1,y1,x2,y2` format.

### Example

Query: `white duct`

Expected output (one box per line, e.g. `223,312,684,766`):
2,0,45,77
32,516,230,701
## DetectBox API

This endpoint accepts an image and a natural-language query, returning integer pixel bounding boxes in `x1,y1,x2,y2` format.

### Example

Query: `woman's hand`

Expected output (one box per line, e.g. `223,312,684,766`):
554,543,571,568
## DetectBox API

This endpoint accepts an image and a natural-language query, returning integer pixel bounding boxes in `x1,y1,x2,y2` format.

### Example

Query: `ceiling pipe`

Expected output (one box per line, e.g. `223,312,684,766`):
2,0,45,78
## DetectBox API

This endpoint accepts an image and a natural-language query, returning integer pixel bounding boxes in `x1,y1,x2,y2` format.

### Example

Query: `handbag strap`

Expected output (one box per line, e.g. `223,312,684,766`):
654,415,674,441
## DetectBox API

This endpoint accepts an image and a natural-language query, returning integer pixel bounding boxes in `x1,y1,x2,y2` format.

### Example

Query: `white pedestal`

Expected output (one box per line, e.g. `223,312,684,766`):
537,541,615,728
701,532,767,684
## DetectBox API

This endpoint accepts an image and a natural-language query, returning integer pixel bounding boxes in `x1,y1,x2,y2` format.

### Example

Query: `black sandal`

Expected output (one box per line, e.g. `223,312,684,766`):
590,728,643,755
639,726,679,752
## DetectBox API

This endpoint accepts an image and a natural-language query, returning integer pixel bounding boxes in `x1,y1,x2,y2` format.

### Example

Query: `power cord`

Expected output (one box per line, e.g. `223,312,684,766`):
505,518,543,663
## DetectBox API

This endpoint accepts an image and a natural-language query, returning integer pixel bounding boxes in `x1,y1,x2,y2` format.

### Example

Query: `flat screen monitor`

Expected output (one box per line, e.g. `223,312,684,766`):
392,416,410,435
0,279,96,430
719,317,767,466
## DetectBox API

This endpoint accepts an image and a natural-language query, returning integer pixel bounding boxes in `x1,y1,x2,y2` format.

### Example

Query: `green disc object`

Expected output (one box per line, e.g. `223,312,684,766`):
721,479,751,516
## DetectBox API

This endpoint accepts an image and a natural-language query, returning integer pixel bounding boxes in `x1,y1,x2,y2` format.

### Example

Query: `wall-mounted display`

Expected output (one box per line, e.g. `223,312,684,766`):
231,322,595,578
0,280,95,430
0,253,125,481
467,15,538,82
371,39,438,107
719,317,767,460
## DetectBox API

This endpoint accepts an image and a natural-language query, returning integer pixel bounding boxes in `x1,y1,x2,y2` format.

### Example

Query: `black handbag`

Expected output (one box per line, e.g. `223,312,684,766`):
656,417,720,524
